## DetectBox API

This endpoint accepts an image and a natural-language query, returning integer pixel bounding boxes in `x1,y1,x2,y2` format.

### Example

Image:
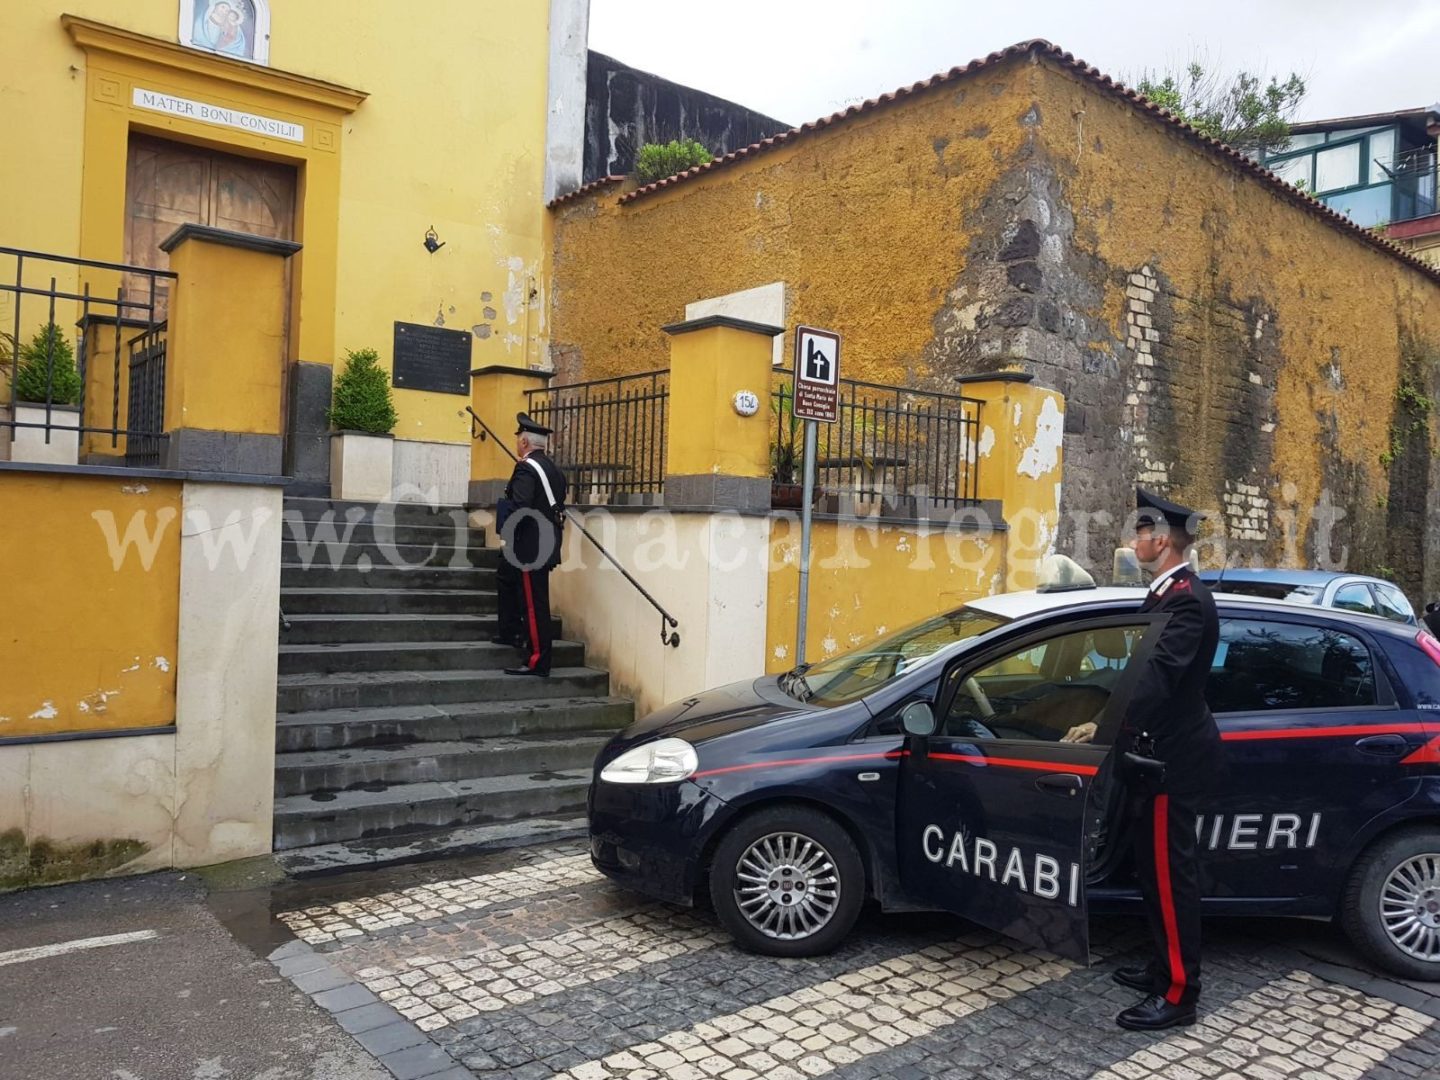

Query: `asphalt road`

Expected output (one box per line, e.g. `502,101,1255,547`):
0,870,387,1080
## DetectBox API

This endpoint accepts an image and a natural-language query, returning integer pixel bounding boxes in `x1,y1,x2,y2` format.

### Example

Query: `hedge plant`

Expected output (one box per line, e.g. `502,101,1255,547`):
13,323,82,406
328,347,397,434
634,139,714,184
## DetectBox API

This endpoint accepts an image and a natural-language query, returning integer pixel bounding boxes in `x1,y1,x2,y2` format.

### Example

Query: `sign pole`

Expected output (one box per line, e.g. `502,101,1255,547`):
796,419,818,666
789,324,840,671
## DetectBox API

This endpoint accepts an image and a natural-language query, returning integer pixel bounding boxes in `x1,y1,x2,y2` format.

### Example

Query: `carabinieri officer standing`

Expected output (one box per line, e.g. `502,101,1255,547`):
1112,487,1223,1031
496,413,567,678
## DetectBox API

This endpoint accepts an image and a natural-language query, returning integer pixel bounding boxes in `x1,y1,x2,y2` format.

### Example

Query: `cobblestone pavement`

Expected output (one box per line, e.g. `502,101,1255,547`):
265,842,1440,1080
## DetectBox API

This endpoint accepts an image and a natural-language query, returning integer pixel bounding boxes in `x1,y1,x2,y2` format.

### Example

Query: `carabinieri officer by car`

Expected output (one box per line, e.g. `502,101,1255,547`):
1111,487,1223,1030
496,413,567,678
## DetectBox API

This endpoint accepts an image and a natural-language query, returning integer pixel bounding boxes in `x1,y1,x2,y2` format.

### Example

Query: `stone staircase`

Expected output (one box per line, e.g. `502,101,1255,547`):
272,497,632,863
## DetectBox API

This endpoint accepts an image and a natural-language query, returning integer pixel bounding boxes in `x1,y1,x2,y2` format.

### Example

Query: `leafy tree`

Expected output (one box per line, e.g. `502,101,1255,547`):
634,139,714,184
1131,61,1307,158
13,323,82,406
328,347,397,433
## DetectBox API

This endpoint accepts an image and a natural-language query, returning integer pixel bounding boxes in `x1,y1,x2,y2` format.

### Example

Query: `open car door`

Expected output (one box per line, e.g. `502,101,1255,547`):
895,613,1168,962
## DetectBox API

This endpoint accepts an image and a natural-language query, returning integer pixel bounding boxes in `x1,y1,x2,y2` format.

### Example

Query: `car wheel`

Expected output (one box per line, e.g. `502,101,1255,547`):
708,805,865,957
1341,827,1440,981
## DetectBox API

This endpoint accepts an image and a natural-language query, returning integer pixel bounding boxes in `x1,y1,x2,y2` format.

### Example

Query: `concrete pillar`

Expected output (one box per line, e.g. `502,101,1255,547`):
957,371,1067,591
662,314,782,509
160,224,300,474
468,364,552,505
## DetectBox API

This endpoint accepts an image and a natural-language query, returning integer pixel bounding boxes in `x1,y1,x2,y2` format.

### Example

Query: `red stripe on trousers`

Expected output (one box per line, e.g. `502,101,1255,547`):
1154,794,1186,1006
521,570,541,671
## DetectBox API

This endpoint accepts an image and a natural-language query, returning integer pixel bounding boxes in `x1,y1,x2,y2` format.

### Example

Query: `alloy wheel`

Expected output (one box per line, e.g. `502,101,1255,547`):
733,831,841,941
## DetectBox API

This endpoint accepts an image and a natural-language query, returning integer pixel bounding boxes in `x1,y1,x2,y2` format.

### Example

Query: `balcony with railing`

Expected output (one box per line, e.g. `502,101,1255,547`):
513,360,984,520
1,246,173,469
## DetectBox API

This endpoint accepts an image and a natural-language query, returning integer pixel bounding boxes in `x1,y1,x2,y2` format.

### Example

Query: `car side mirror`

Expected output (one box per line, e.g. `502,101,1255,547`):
900,701,937,737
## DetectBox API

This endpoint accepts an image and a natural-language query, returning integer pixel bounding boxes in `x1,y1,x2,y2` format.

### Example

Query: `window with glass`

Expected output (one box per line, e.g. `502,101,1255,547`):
783,608,1007,707
1205,619,1377,712
1374,585,1415,624
1333,583,1379,616
943,624,1149,743
1263,126,1403,226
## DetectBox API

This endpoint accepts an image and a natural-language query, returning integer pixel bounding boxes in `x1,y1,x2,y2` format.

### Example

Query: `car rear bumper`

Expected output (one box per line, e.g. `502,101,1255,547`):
588,778,728,906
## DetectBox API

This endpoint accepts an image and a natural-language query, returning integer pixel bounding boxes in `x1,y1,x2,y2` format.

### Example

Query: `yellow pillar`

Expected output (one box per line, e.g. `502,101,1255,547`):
160,224,300,473
662,315,782,508
468,365,552,504
957,371,1067,591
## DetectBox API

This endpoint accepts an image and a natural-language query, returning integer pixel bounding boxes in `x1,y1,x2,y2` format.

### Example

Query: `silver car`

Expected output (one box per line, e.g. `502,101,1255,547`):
1197,569,1416,625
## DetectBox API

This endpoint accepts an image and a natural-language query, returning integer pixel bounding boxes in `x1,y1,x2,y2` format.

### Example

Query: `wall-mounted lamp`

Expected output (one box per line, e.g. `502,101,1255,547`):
423,226,446,254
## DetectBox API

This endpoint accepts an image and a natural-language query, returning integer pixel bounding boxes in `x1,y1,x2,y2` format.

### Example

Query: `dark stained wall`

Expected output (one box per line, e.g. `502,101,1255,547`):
584,51,789,181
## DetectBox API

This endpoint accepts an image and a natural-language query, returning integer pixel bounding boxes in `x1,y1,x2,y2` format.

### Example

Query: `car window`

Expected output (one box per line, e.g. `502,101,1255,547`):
788,608,1007,707
942,624,1149,744
1217,581,1323,604
1374,584,1414,624
1333,583,1378,616
1206,619,1376,713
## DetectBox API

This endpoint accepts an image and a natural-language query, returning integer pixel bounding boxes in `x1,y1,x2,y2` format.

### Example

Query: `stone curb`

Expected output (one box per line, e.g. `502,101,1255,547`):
270,938,472,1079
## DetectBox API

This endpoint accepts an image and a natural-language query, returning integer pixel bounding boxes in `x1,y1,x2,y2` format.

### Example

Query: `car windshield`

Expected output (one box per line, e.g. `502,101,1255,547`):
779,607,1008,707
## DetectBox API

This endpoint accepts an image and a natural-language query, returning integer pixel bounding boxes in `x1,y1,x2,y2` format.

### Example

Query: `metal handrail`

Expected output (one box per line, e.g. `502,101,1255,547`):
466,407,680,649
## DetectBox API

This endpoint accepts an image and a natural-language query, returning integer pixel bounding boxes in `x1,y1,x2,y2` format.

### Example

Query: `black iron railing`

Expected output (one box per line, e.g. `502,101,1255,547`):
524,370,669,504
125,322,168,468
466,407,680,648
772,370,984,516
1,246,174,458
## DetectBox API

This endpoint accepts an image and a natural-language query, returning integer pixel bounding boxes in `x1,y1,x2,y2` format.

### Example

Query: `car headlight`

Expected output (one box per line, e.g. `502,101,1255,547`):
599,738,698,784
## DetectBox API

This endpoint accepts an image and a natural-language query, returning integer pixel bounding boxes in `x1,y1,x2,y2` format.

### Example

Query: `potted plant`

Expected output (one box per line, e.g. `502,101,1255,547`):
770,390,805,508
328,347,398,501
9,323,83,465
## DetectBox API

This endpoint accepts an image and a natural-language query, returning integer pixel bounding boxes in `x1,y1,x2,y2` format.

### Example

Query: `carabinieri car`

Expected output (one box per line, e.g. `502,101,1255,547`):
588,571,1440,979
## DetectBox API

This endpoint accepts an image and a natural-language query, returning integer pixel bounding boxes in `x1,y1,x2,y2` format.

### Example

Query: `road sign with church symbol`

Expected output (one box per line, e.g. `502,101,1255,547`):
793,326,840,422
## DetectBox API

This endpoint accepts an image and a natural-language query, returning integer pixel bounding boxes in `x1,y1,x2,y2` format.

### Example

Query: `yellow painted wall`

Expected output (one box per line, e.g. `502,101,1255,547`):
2,2,553,447
766,518,1004,672
551,62,1033,386
0,473,180,738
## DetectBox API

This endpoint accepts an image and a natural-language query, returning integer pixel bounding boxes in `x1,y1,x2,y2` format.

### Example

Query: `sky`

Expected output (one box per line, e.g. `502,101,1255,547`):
588,0,1440,129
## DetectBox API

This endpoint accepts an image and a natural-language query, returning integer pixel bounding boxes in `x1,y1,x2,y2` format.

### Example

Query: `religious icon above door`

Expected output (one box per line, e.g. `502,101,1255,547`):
178,0,271,66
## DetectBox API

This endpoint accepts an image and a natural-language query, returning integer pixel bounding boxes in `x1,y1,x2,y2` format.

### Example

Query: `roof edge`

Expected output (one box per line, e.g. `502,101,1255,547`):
601,39,1440,287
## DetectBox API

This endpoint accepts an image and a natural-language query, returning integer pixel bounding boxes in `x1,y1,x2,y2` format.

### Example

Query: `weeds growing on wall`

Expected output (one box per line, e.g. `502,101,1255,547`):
634,139,714,184
328,347,398,434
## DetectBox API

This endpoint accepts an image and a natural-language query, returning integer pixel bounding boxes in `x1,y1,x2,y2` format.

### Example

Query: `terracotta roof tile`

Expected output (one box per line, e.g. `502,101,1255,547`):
607,39,1440,285
547,174,627,209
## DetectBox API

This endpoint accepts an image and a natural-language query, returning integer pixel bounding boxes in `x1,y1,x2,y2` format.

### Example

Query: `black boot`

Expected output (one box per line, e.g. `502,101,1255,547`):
1116,994,1196,1031
1112,966,1153,993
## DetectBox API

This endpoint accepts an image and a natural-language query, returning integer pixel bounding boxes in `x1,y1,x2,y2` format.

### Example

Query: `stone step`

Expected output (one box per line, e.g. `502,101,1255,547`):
279,538,499,569
282,497,471,527
280,519,487,549
279,563,496,590
273,734,609,797
272,770,592,850
278,612,561,646
276,666,609,712
274,816,588,877
277,639,584,676
275,697,633,752
280,587,495,616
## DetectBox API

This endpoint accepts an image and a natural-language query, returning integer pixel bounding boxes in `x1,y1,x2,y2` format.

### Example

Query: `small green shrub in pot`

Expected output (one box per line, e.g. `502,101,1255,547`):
13,323,82,406
328,347,397,434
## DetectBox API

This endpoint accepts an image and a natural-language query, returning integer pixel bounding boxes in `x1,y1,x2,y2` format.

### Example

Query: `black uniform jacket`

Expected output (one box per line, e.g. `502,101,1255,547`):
1125,566,1224,793
503,450,568,568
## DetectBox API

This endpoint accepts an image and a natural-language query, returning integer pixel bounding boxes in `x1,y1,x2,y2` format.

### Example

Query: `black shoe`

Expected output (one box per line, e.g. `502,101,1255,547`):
504,666,549,678
1116,994,1196,1031
489,635,522,648
1112,966,1154,993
